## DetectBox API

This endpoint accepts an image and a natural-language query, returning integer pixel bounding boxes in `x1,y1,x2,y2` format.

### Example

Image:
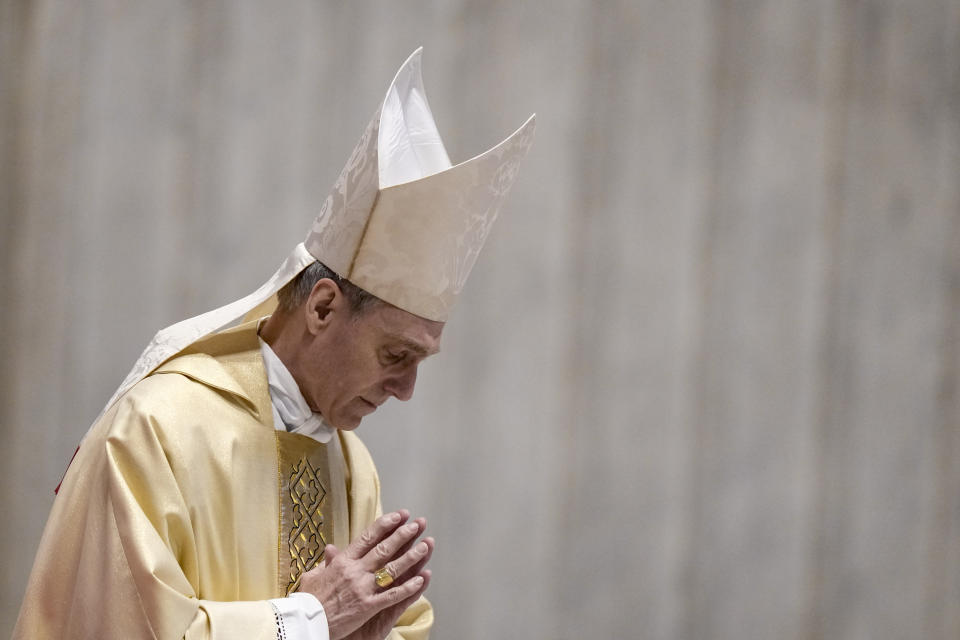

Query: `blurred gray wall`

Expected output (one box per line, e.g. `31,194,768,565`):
2,1,959,638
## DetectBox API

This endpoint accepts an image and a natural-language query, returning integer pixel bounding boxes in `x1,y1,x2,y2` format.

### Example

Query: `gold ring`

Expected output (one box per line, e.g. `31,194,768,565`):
374,567,394,588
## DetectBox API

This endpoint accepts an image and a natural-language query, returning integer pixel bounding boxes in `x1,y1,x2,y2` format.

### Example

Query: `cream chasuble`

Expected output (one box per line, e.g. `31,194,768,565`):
14,321,432,640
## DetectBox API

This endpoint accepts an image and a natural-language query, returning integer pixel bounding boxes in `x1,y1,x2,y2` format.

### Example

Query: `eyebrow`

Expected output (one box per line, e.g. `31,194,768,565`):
387,336,440,357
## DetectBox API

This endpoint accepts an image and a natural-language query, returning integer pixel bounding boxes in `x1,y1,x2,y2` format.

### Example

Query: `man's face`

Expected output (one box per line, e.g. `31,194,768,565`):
297,300,444,430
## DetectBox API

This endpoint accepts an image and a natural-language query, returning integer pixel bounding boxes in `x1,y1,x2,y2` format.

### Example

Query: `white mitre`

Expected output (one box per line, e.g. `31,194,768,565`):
91,48,535,426
306,48,536,321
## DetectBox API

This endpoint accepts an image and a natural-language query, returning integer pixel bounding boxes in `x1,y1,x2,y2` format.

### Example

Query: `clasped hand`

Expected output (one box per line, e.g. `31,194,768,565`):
299,509,433,640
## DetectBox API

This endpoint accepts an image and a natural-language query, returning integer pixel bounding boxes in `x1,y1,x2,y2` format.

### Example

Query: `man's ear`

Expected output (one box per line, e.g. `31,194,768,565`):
304,278,344,334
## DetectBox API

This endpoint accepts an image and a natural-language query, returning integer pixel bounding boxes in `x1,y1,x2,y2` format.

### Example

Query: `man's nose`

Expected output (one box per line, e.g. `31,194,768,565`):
385,365,418,401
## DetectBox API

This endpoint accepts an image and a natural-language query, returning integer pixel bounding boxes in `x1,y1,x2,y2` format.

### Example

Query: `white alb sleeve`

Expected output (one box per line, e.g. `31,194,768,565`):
269,592,329,640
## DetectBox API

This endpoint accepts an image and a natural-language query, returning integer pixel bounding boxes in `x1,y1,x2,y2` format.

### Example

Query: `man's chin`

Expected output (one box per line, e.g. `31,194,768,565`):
330,413,364,431
331,400,378,430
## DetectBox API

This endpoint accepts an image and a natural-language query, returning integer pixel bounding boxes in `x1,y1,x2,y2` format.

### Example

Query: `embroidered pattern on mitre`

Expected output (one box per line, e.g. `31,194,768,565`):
304,48,536,321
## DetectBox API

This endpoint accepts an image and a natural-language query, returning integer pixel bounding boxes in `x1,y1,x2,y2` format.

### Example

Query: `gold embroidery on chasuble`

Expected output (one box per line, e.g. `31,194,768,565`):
289,455,327,586
277,432,341,595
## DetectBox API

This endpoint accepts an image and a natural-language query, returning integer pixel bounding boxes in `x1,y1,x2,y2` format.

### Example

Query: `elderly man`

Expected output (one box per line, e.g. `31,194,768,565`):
13,49,534,640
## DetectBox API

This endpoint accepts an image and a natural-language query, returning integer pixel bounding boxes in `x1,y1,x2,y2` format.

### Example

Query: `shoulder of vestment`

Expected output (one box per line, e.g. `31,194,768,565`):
125,319,271,425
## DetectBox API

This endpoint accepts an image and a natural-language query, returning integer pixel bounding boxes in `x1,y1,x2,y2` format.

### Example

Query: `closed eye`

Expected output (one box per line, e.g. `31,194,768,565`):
382,350,407,365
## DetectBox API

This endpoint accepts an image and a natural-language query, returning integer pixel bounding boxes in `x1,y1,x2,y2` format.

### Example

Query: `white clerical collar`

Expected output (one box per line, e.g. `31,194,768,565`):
258,337,335,444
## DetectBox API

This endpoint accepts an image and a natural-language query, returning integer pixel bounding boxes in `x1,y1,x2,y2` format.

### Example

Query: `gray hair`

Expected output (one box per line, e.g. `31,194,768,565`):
276,261,384,316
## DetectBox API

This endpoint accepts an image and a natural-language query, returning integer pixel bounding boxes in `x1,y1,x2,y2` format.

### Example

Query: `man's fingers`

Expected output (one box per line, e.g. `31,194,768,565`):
375,572,428,608
408,569,431,602
379,570,432,619
363,517,424,569
379,517,426,565
381,536,433,585
323,544,339,567
399,537,434,582
345,510,409,560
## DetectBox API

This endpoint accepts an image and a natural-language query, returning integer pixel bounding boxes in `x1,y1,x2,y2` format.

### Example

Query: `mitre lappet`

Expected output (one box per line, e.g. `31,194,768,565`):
92,47,536,429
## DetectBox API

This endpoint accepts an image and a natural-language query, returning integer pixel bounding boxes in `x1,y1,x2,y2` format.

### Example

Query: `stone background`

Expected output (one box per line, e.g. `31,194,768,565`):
2,1,959,638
